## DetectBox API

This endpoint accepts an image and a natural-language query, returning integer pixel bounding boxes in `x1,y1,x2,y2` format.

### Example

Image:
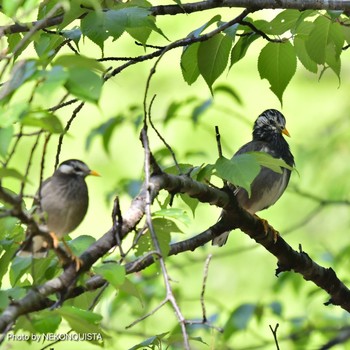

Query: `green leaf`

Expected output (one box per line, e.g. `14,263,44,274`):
305,16,344,65
54,54,105,72
86,116,125,154
57,306,105,340
81,11,109,52
119,278,144,306
94,263,125,289
192,99,212,124
269,301,283,316
294,36,318,73
230,33,259,67
34,33,63,59
249,152,294,173
0,60,37,103
65,67,103,103
0,168,27,181
7,33,22,55
213,84,243,105
128,332,168,350
0,103,27,127
153,208,190,226
35,66,69,103
258,41,297,104
215,155,260,196
181,43,200,85
32,311,62,333
22,112,64,133
180,194,198,217
268,10,301,35
198,34,232,92
10,256,32,286
0,126,14,158
189,15,221,38
224,303,256,340
68,234,96,256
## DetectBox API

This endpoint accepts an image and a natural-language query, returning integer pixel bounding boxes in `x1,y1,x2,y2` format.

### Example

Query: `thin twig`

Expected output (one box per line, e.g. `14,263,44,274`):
19,131,42,197
269,323,280,350
215,126,223,158
148,94,182,174
141,66,190,348
200,254,212,323
126,298,168,329
55,101,85,170
112,196,125,259
37,133,52,209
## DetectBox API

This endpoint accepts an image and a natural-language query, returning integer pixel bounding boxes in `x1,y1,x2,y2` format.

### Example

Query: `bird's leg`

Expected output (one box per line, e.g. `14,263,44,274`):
50,232,82,271
61,238,83,271
49,232,60,249
255,216,279,243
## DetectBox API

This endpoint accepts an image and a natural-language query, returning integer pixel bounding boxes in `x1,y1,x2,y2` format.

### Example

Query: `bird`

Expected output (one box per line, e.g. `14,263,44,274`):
212,109,295,246
17,159,100,264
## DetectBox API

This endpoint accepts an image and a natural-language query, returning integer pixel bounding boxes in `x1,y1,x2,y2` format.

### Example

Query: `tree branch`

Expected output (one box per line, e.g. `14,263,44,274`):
1,172,350,338
2,1,350,36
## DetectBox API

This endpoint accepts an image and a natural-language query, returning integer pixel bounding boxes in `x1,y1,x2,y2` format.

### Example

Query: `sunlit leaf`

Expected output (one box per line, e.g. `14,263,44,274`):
0,126,14,158
258,41,297,104
198,34,232,92
65,67,103,103
0,168,27,181
230,33,259,67
22,112,64,133
215,155,260,196
224,303,256,340
305,16,344,65
181,43,200,85
94,263,125,289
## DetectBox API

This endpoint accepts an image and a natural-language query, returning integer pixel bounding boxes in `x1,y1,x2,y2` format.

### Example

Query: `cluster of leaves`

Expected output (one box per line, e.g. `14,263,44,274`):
181,9,350,103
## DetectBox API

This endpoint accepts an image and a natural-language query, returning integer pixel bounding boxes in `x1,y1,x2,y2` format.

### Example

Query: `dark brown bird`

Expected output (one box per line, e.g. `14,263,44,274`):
18,159,99,257
213,109,294,246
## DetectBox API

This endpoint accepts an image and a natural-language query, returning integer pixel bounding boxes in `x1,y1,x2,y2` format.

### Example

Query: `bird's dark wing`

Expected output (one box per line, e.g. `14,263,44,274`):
232,140,292,213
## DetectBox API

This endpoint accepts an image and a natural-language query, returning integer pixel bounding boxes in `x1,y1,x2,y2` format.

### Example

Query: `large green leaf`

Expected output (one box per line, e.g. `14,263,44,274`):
57,306,105,342
224,303,257,340
305,16,344,65
215,155,260,196
22,112,64,133
268,10,302,35
294,36,318,73
0,126,14,158
198,34,232,92
65,67,103,103
181,43,200,85
0,168,27,181
230,33,259,67
54,54,105,72
94,263,125,289
0,60,37,103
249,152,294,173
81,12,109,52
258,41,297,104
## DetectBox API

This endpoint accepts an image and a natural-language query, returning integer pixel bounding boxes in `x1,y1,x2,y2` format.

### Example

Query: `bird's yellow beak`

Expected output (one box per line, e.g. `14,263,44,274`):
282,128,290,137
89,170,101,177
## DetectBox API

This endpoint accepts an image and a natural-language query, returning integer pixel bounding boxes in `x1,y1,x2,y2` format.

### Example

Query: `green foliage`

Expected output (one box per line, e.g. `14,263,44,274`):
258,41,297,104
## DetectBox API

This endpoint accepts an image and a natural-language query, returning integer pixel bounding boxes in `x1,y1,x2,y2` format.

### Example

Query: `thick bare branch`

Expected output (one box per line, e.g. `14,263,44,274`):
1,172,350,337
1,1,350,36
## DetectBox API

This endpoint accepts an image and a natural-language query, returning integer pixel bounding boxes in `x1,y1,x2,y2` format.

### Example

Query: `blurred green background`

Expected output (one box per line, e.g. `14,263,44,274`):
2,4,350,350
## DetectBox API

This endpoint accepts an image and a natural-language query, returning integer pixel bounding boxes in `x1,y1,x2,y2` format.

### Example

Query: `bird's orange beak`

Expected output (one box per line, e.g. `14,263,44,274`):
282,128,290,137
89,170,101,177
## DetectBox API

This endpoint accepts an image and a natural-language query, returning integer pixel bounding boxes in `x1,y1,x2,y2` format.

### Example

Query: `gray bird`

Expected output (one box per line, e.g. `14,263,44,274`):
212,109,294,246
18,159,99,258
